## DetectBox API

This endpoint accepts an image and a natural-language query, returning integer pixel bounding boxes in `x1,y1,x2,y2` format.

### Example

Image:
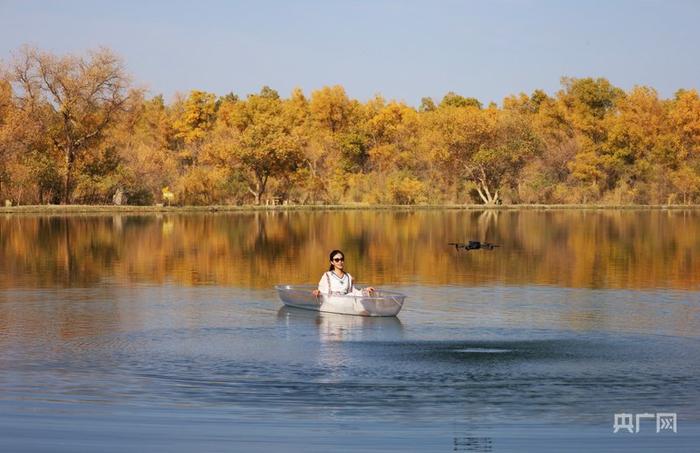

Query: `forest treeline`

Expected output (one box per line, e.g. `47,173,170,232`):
1,46,699,206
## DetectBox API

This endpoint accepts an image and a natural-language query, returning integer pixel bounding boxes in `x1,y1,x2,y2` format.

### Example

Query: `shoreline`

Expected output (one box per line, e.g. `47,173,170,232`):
2,203,700,214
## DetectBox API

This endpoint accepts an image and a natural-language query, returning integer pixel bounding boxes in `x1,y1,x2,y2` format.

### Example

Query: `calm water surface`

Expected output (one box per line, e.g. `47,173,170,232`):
1,210,699,452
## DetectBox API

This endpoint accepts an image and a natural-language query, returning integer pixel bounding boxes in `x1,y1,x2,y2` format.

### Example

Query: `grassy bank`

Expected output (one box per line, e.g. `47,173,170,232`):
2,203,700,214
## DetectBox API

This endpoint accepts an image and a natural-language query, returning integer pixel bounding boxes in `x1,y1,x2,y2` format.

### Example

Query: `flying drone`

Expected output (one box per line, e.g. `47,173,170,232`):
448,241,500,251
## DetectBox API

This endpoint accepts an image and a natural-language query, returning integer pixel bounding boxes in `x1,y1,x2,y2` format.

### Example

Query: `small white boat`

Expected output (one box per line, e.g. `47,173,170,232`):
275,285,406,317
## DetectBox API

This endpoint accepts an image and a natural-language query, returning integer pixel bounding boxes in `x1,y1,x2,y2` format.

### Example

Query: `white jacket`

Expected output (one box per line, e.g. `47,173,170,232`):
317,271,365,296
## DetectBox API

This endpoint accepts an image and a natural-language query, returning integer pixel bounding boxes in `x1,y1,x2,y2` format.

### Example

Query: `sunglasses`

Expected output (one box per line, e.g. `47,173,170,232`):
332,258,344,262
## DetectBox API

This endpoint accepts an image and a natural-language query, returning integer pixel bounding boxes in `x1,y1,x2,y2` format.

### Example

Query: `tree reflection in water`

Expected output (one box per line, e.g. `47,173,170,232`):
1,210,698,290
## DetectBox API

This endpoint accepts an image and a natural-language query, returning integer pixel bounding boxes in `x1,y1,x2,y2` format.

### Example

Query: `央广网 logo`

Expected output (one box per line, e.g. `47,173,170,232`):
613,412,677,433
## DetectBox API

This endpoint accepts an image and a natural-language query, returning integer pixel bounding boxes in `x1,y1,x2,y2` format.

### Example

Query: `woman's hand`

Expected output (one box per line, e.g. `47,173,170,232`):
312,289,321,298
365,287,375,295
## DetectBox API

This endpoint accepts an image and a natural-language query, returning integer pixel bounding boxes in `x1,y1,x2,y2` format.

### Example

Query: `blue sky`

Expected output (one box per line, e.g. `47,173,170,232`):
1,0,698,106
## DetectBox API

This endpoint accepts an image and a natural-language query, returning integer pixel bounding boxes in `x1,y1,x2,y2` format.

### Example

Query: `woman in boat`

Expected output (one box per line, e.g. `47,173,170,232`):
312,250,375,298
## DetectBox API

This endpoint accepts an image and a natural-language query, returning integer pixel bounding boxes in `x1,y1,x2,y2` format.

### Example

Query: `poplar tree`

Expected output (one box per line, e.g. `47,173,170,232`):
8,46,137,203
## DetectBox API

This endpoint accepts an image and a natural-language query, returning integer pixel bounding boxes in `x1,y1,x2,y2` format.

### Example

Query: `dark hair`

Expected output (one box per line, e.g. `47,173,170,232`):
328,249,344,271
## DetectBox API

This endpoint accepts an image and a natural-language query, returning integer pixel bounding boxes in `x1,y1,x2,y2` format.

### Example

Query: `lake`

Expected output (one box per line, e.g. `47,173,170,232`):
1,209,699,452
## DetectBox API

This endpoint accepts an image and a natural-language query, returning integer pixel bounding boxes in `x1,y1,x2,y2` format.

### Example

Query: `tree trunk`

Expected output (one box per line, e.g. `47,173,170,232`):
475,180,499,205
63,147,75,205
465,165,500,205
247,174,268,205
